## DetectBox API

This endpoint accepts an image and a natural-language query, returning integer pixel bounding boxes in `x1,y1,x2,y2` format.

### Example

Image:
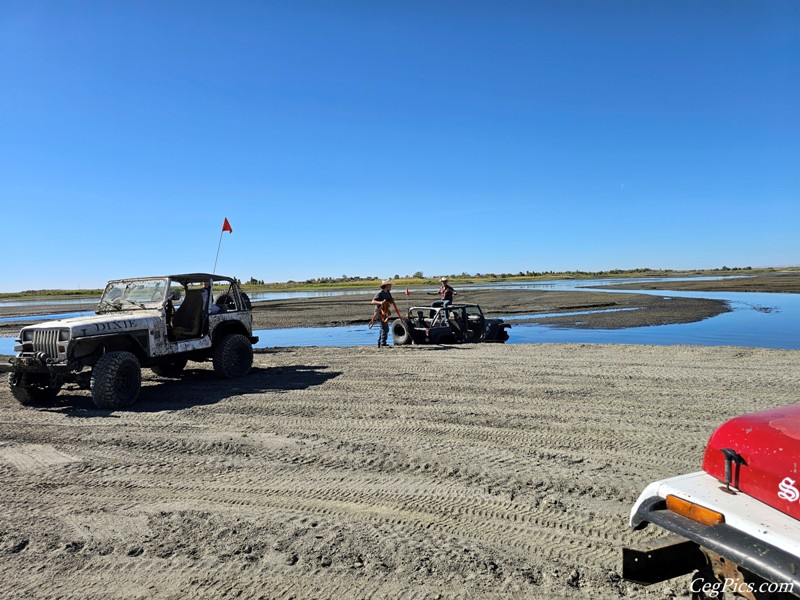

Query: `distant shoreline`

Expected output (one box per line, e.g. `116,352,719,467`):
3,266,793,301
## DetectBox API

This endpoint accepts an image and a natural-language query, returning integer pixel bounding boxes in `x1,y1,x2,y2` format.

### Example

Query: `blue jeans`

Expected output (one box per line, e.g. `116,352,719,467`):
378,320,389,346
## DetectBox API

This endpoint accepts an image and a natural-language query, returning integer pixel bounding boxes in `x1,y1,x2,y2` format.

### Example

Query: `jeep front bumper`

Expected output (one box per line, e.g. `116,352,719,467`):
625,471,800,594
0,355,75,375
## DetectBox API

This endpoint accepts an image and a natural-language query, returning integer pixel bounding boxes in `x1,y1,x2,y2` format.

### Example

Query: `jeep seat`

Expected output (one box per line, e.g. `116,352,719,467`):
171,289,204,339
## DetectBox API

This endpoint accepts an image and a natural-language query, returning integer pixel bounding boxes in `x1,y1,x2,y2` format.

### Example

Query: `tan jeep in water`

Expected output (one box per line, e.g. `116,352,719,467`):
2,273,258,409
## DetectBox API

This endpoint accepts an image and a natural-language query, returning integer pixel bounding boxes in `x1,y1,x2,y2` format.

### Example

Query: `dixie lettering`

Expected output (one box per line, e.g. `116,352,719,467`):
93,320,137,333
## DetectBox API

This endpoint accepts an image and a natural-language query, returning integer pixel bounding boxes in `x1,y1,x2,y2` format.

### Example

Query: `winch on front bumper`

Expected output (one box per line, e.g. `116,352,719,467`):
0,354,77,375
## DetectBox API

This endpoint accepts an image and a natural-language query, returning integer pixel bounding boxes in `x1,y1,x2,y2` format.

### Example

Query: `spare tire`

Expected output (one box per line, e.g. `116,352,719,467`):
391,319,413,345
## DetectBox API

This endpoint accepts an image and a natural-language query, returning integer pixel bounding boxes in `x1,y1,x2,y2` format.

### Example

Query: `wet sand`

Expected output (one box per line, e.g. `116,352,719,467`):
252,288,729,331
598,270,800,294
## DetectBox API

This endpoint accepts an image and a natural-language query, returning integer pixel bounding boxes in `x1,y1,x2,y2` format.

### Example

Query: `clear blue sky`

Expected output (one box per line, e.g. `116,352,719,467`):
1,1,798,292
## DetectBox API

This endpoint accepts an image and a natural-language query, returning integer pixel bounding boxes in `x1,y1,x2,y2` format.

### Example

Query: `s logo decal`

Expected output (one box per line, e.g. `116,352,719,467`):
778,477,800,502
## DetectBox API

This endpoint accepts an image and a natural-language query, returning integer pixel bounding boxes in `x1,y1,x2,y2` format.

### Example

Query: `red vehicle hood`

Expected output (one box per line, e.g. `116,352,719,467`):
703,404,800,520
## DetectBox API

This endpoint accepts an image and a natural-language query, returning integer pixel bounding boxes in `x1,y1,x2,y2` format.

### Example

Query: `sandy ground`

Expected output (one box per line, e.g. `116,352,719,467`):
1,344,799,599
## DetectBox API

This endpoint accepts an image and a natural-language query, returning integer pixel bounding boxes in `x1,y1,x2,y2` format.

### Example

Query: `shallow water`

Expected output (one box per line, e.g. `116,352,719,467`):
0,298,99,309
0,311,93,323
246,291,798,350
1,278,798,352
501,307,640,321
247,285,799,349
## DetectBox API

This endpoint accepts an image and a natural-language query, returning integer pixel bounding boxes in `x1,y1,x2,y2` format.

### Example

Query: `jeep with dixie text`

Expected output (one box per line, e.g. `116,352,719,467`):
2,273,258,409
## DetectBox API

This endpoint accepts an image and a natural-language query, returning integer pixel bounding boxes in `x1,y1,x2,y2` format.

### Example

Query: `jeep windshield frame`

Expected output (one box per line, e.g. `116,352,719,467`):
97,277,170,313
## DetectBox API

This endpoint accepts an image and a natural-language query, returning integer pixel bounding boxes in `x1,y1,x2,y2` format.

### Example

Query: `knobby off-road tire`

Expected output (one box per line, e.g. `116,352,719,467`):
391,319,412,345
91,351,141,409
8,373,61,406
212,334,253,379
151,357,188,378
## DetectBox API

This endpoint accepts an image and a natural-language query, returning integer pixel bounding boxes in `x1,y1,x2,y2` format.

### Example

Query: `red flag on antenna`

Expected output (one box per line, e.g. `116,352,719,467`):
405,287,410,296
222,217,233,233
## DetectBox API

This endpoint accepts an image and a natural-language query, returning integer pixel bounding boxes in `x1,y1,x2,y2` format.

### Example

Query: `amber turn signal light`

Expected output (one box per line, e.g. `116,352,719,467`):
666,495,725,526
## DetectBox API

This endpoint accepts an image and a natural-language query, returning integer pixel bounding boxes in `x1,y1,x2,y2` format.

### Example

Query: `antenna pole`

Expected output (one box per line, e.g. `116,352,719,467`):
213,229,224,274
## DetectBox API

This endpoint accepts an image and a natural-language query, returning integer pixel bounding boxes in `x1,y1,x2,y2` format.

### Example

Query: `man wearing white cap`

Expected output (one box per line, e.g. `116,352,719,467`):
430,276,456,307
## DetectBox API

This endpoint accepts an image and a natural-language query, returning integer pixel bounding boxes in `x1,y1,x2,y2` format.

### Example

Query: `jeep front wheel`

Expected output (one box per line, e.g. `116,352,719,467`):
8,373,61,406
91,351,141,409
213,334,253,379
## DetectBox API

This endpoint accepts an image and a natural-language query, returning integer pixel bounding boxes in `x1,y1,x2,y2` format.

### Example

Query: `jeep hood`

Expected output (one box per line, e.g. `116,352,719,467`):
21,311,160,337
702,404,800,521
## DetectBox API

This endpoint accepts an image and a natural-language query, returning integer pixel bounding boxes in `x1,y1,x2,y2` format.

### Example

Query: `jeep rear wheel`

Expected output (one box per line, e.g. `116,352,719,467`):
8,373,61,406
91,351,141,409
391,319,413,345
151,358,188,378
213,334,253,379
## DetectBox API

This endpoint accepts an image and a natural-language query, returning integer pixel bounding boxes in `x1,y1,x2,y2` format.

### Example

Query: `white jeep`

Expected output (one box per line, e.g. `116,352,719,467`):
2,273,259,409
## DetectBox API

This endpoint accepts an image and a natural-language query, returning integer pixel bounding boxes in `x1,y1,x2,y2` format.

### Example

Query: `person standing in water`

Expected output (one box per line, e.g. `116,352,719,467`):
371,280,396,348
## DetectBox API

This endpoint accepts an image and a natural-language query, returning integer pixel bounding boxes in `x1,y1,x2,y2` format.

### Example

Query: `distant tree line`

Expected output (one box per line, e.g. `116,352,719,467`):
232,277,266,285
237,265,756,288
0,265,762,297
291,275,379,285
